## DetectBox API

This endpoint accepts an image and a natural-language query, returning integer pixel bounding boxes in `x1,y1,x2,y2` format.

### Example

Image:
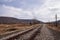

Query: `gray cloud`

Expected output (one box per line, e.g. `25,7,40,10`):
0,5,34,19
0,0,60,22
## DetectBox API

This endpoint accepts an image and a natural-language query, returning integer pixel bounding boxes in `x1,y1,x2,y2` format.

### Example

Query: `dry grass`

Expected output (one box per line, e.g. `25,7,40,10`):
0,24,40,35
47,24,60,31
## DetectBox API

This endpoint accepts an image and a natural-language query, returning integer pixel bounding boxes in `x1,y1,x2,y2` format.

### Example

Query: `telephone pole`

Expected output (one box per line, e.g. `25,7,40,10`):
55,14,57,27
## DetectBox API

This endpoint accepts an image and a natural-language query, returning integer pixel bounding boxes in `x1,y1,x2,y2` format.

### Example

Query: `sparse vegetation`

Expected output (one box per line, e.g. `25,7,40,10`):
47,23,60,31
0,24,41,35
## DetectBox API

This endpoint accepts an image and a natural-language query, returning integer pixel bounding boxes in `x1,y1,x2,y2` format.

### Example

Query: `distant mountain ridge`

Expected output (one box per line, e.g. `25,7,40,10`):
0,17,43,24
52,20,60,24
46,20,60,24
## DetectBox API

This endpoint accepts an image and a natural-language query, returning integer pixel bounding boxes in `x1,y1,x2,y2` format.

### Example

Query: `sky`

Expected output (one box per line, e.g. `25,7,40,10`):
0,0,60,22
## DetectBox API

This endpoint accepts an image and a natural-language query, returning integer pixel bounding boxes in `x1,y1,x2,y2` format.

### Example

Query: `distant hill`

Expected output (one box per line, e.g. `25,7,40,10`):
46,20,60,24
56,20,60,24
0,17,43,24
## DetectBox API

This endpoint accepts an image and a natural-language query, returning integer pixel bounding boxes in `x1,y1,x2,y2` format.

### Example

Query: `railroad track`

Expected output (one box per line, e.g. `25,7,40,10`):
0,25,42,40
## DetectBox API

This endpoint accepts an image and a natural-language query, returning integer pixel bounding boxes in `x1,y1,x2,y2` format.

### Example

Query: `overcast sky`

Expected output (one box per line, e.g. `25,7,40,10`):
0,0,60,22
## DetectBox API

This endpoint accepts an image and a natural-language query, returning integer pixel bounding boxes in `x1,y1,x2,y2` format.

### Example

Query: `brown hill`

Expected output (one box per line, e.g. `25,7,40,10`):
0,17,43,24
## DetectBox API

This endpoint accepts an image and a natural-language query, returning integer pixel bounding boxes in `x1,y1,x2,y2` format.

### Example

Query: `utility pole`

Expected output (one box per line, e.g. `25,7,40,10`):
55,14,57,27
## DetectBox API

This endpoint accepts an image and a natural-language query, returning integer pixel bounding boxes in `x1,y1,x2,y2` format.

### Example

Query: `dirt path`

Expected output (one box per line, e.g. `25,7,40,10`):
34,24,54,40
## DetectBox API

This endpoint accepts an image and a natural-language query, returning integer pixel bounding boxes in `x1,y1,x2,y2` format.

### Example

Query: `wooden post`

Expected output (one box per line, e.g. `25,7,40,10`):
55,14,57,27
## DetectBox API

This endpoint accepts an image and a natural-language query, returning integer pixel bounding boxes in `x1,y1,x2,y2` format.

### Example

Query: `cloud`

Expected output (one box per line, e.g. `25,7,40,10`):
0,0,16,2
0,0,60,22
0,0,45,10
0,4,34,19
32,0,60,22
